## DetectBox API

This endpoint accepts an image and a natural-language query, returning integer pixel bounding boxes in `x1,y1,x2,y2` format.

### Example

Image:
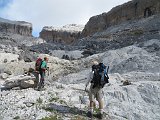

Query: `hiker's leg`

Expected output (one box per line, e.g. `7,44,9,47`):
87,100,94,118
96,89,104,119
38,71,44,89
96,89,103,109
98,99,103,112
96,89,103,119
34,73,40,89
96,101,103,119
87,89,95,118
89,91,94,113
32,71,39,88
41,72,45,87
93,100,96,108
89,101,94,112
34,72,39,88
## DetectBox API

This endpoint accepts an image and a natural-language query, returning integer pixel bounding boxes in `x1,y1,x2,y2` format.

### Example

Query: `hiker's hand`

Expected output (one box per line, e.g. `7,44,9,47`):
46,67,49,71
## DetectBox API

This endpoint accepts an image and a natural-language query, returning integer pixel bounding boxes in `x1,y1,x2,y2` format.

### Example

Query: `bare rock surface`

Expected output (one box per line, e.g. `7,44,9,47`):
0,17,32,36
81,0,160,37
0,1,160,119
0,39,160,120
40,24,84,44
2,75,35,89
75,14,160,53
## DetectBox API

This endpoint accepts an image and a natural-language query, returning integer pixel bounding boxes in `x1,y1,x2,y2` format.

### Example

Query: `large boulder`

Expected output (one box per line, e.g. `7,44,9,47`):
3,75,36,89
20,79,35,89
0,53,19,63
18,50,37,62
0,73,9,79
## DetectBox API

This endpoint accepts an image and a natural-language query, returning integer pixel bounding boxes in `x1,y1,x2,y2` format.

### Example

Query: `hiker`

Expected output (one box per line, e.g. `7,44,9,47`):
34,57,42,88
39,57,49,87
38,57,49,89
85,61,109,119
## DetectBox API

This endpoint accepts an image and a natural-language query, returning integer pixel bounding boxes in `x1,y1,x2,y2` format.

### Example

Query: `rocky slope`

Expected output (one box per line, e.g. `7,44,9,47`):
74,14,160,53
81,0,160,37
0,17,32,36
0,17,45,62
34,14,160,58
40,24,84,44
0,39,160,120
0,32,45,62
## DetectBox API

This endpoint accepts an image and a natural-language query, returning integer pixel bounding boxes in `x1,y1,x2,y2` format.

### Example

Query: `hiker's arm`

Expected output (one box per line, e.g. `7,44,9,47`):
85,71,94,88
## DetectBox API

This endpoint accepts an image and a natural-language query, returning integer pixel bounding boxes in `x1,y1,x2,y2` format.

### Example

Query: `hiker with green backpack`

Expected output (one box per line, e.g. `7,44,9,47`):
85,60,109,119
35,57,49,90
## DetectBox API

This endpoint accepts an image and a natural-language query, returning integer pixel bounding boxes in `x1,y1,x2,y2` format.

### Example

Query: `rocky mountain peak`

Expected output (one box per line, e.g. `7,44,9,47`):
0,17,32,36
40,24,84,44
81,0,160,37
43,24,84,33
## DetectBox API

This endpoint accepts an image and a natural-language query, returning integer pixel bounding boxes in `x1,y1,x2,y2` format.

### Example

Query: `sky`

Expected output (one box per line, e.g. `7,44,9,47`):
0,0,130,37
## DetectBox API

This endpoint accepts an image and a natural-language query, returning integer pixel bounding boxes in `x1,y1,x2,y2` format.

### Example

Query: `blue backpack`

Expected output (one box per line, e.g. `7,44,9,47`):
91,63,109,88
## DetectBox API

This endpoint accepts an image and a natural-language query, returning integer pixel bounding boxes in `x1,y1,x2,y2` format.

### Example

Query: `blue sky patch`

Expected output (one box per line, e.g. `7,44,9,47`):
0,0,12,8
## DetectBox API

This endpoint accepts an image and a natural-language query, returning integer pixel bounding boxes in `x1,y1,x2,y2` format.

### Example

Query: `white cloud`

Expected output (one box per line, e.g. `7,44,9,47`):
0,0,130,36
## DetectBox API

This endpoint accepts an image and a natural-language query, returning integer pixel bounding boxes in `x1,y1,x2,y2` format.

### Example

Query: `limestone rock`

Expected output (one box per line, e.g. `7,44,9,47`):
123,80,131,85
0,17,32,36
0,40,160,120
3,75,35,89
81,0,160,37
4,70,12,75
0,73,9,79
0,53,19,63
3,79,19,89
20,79,35,89
40,24,84,44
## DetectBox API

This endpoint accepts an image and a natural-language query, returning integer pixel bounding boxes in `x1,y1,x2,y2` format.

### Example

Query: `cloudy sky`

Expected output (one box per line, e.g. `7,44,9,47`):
0,0,130,37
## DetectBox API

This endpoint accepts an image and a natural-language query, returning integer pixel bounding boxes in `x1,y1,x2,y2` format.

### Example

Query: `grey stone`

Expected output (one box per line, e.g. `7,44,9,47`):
3,59,7,63
0,17,32,36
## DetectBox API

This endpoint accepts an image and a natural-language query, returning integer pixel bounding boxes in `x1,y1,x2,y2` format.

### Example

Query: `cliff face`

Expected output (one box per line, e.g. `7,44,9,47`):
40,24,84,44
81,0,160,37
0,18,32,36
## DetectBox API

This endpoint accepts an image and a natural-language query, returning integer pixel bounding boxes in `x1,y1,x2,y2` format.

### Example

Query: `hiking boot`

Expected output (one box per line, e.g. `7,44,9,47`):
96,113,103,119
37,85,42,91
37,87,41,91
87,111,93,118
41,84,44,88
